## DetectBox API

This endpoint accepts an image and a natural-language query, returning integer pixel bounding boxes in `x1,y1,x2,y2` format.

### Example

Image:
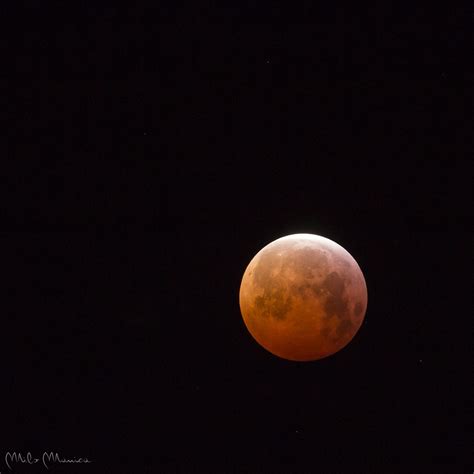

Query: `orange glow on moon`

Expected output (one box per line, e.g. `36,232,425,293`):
239,234,368,361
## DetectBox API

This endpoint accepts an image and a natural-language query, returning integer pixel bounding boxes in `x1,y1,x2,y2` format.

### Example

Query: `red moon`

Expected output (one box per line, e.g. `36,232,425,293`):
239,234,368,361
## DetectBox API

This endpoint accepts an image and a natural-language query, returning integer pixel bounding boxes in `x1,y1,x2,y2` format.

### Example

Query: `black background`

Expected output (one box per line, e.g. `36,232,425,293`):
3,2,473,473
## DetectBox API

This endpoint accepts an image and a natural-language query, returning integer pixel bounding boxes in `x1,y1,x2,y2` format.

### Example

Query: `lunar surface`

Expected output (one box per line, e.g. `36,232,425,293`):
239,234,368,361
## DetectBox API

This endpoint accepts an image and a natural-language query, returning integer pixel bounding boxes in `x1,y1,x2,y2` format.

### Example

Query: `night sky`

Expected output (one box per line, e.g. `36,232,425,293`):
4,2,472,473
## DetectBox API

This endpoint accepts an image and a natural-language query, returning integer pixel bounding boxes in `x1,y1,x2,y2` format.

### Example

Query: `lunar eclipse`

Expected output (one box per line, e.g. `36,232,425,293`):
239,233,368,361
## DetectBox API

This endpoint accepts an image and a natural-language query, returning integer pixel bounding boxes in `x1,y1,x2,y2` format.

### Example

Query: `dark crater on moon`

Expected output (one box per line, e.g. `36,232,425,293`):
320,316,354,343
335,318,354,339
254,288,292,320
311,271,350,321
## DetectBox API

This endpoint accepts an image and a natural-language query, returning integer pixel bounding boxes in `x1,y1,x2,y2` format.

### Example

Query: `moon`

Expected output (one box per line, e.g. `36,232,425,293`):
239,233,368,361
